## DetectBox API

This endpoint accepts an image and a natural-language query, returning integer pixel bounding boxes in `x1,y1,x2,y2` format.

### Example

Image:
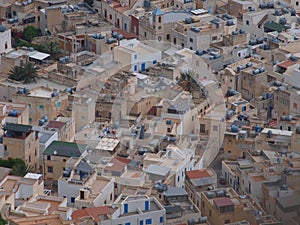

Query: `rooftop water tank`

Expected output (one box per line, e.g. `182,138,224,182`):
231,125,239,132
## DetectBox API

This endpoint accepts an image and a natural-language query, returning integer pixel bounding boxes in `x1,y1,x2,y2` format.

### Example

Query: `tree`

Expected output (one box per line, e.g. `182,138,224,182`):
8,62,38,84
36,41,60,59
84,0,94,6
8,65,24,81
22,26,41,42
0,158,32,176
22,62,38,84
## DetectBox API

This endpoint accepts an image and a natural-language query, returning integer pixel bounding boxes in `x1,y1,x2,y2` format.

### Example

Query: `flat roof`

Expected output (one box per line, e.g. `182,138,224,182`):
143,164,170,176
43,141,87,157
213,197,234,207
186,169,210,179
3,123,32,133
277,195,300,208
24,173,42,180
261,128,292,136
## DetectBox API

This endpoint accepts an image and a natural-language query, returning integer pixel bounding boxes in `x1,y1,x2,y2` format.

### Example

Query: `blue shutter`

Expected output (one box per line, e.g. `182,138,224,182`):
124,203,128,213
145,200,149,211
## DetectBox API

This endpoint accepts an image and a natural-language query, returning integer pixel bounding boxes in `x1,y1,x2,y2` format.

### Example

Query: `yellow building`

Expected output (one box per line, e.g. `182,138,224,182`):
43,141,88,180
2,123,39,172
12,86,69,124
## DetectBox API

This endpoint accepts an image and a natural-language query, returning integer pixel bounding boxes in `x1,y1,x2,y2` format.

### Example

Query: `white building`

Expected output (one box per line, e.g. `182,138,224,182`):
113,39,162,72
101,195,166,225
0,25,11,55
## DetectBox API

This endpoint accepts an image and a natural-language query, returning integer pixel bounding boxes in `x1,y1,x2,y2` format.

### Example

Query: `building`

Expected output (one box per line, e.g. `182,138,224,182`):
185,169,217,208
45,117,75,142
2,123,39,172
0,25,11,55
43,140,88,180
0,101,29,125
12,86,69,124
113,39,161,72
201,188,266,225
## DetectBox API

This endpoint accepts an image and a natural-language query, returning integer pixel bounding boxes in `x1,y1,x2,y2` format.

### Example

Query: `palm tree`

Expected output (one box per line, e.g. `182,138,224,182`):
22,62,38,84
8,65,24,81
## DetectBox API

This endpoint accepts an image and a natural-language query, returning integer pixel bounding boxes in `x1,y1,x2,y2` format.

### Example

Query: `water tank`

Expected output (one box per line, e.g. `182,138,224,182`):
59,57,66,64
8,18,15,24
195,49,203,56
226,110,234,119
185,17,194,24
51,91,58,97
232,31,238,35
249,39,257,45
226,20,234,26
291,9,296,16
169,137,177,142
267,130,273,137
139,124,145,139
290,55,298,61
279,17,287,25
112,32,118,38
259,3,266,8
267,2,274,8
257,37,264,44
143,0,150,8
237,65,245,71
296,127,300,134
8,110,18,117
17,88,24,94
281,184,288,190
117,34,123,40
39,119,45,126
282,8,289,14
199,217,208,224
42,115,48,122
187,218,196,225
23,87,30,94
216,190,225,197
252,69,260,74
255,125,262,133
239,28,245,34
64,56,70,63
161,136,168,141
246,62,253,68
249,7,255,11
286,115,292,121
106,37,115,44
259,67,265,73
231,125,239,132
274,10,281,16
205,191,215,199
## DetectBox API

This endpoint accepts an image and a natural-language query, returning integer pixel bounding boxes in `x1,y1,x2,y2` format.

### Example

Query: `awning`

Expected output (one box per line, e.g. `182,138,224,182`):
29,52,50,61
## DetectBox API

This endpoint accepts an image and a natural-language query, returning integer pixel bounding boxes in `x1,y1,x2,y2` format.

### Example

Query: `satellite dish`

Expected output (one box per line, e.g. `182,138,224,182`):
53,150,57,155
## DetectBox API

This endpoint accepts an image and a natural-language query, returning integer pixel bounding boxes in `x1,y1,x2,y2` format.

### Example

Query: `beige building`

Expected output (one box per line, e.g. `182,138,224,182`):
201,188,265,225
2,123,39,172
185,169,217,209
12,86,69,124
0,101,29,125
45,117,75,142
43,141,88,180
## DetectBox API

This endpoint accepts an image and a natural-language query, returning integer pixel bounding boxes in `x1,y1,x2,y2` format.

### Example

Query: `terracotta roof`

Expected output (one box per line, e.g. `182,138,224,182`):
115,157,131,164
112,29,138,39
213,197,234,207
0,167,12,183
186,169,210,179
278,60,297,69
47,120,65,129
104,157,127,173
72,206,115,222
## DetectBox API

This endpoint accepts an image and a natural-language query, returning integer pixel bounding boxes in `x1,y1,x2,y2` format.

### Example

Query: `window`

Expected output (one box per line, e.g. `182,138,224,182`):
57,101,61,108
39,105,44,110
224,219,230,224
144,32,147,37
47,166,53,173
134,54,138,59
145,200,149,211
246,20,249,25
189,38,193,43
5,42,8,49
160,217,163,223
4,145,7,151
209,209,212,217
294,103,298,109
296,1,299,5
140,220,144,225
177,175,180,182
47,155,51,160
212,36,217,41
213,125,218,131
288,126,291,131
71,197,75,203
153,60,157,64
200,124,205,133
125,223,131,225
166,34,170,40
134,65,138,71
29,118,32,122
146,219,152,225
158,16,161,23
109,14,112,20
124,203,128,213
